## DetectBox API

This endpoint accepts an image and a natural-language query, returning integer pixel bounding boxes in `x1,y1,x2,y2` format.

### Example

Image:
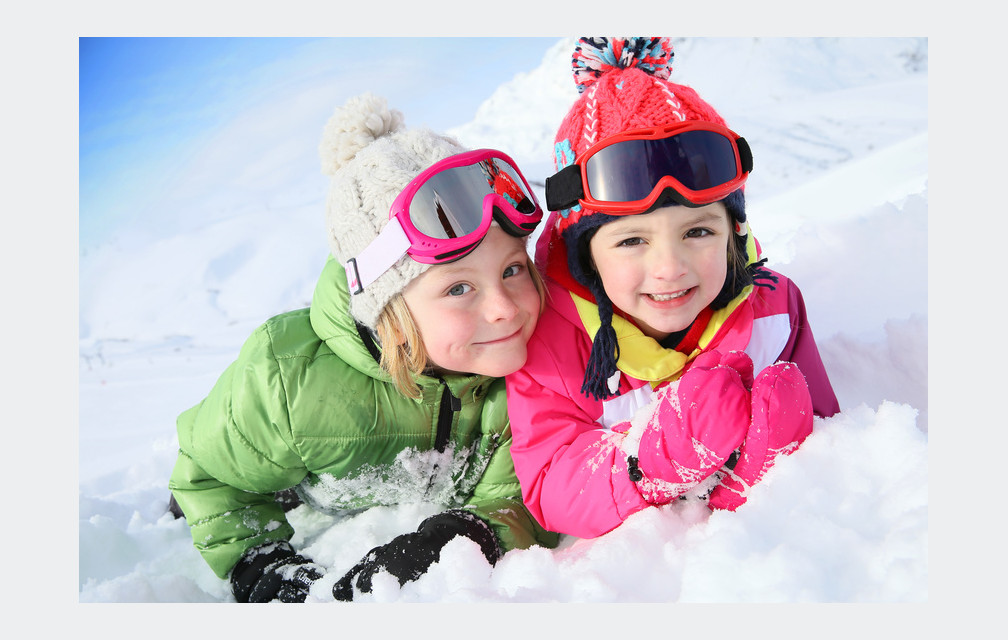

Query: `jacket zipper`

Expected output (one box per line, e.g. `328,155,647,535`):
434,382,460,452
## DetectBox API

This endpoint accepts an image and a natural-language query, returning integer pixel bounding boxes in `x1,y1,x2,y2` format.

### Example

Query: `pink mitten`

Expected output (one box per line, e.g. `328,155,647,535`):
688,349,755,389
708,361,814,511
631,351,752,502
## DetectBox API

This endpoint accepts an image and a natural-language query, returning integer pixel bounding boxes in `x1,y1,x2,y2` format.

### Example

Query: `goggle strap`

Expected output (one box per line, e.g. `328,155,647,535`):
737,136,753,174
545,163,584,211
345,218,411,295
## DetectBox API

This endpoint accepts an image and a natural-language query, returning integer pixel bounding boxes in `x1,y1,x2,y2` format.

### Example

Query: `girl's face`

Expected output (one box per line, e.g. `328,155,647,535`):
589,202,731,342
402,224,541,378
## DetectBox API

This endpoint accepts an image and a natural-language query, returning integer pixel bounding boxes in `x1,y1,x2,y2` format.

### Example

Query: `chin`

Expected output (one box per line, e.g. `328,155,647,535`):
482,352,528,378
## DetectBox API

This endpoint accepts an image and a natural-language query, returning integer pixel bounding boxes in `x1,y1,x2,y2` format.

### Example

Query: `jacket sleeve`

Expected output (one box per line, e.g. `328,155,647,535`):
779,278,841,418
504,331,652,539
457,378,560,552
168,322,310,578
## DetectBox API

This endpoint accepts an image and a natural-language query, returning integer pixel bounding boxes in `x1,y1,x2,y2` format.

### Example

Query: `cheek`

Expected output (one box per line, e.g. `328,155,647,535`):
518,279,545,316
420,311,468,363
704,245,730,285
409,299,468,348
595,255,640,295
432,309,470,339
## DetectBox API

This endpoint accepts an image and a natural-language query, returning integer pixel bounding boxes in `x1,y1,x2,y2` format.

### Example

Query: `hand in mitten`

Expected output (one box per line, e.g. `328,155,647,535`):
708,360,814,511
332,510,501,601
230,541,324,603
628,350,752,502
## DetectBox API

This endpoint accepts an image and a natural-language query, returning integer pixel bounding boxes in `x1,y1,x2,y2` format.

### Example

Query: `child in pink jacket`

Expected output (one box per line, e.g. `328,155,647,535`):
505,37,840,539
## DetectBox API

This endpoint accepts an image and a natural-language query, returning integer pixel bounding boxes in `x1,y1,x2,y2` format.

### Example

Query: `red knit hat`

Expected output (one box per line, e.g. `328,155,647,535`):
543,37,759,401
551,37,740,234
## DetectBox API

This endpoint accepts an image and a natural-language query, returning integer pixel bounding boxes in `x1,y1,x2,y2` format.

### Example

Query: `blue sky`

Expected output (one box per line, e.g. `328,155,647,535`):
79,37,558,250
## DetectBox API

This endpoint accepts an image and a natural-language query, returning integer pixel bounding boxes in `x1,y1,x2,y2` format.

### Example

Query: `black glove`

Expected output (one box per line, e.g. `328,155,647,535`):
230,541,324,603
332,510,501,601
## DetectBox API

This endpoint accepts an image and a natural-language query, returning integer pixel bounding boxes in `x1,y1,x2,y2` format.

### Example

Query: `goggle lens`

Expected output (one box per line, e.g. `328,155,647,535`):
584,129,740,203
408,157,538,240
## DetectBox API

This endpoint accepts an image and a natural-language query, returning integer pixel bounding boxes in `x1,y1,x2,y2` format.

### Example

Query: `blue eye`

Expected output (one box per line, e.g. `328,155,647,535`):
503,264,522,278
448,283,472,297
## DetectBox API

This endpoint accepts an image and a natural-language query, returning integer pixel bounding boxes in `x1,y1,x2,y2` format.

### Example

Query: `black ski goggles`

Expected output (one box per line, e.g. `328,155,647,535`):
546,121,753,214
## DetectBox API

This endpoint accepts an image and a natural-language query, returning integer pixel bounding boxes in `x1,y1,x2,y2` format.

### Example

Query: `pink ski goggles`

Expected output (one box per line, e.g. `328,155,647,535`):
345,149,543,295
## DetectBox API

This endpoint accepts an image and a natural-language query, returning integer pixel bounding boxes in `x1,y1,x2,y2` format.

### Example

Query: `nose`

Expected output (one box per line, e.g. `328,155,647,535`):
649,243,688,281
483,284,521,323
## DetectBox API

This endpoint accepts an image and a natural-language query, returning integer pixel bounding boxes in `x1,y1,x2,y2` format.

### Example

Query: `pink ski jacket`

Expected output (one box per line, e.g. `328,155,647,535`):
505,225,840,539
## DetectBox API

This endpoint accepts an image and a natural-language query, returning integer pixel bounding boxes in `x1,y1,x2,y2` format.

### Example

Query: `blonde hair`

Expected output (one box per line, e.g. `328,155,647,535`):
374,256,546,399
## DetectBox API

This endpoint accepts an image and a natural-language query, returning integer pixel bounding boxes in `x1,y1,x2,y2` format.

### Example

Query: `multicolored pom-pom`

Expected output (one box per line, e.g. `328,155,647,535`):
572,37,674,94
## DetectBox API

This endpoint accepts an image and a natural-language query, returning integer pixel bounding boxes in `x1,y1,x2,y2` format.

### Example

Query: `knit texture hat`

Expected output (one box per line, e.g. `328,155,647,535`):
553,37,747,236
547,37,757,400
319,93,466,329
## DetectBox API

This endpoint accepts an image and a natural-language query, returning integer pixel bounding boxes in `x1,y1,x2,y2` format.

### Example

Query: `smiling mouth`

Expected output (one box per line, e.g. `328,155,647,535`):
647,289,690,302
479,328,522,345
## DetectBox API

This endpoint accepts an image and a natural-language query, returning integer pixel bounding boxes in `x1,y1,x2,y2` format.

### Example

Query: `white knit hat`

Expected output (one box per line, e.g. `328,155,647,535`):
319,93,466,328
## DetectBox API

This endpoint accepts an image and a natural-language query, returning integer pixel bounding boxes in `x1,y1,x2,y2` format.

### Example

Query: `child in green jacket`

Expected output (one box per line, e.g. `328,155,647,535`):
169,92,559,602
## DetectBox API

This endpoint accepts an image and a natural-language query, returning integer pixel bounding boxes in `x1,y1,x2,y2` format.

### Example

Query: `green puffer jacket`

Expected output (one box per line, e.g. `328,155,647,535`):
169,256,559,578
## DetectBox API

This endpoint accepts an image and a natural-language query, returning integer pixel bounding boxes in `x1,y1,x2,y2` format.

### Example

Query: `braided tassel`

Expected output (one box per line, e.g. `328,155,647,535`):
581,289,621,401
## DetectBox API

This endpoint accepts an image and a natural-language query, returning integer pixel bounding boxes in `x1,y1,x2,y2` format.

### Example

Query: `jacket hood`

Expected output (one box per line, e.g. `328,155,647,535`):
309,255,391,382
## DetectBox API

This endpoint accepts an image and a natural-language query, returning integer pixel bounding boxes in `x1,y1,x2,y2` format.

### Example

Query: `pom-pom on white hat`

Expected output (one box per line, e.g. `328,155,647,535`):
319,93,466,329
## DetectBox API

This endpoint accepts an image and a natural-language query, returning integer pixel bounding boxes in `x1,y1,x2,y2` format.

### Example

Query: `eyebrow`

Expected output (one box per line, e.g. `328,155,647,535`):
426,246,528,279
682,210,727,226
604,209,727,235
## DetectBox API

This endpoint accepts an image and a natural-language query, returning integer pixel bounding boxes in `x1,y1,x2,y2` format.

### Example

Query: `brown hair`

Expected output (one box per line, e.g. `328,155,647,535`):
726,224,749,276
374,255,546,399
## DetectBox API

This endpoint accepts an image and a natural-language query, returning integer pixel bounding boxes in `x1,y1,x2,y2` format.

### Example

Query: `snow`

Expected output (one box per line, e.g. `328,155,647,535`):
76,36,937,618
